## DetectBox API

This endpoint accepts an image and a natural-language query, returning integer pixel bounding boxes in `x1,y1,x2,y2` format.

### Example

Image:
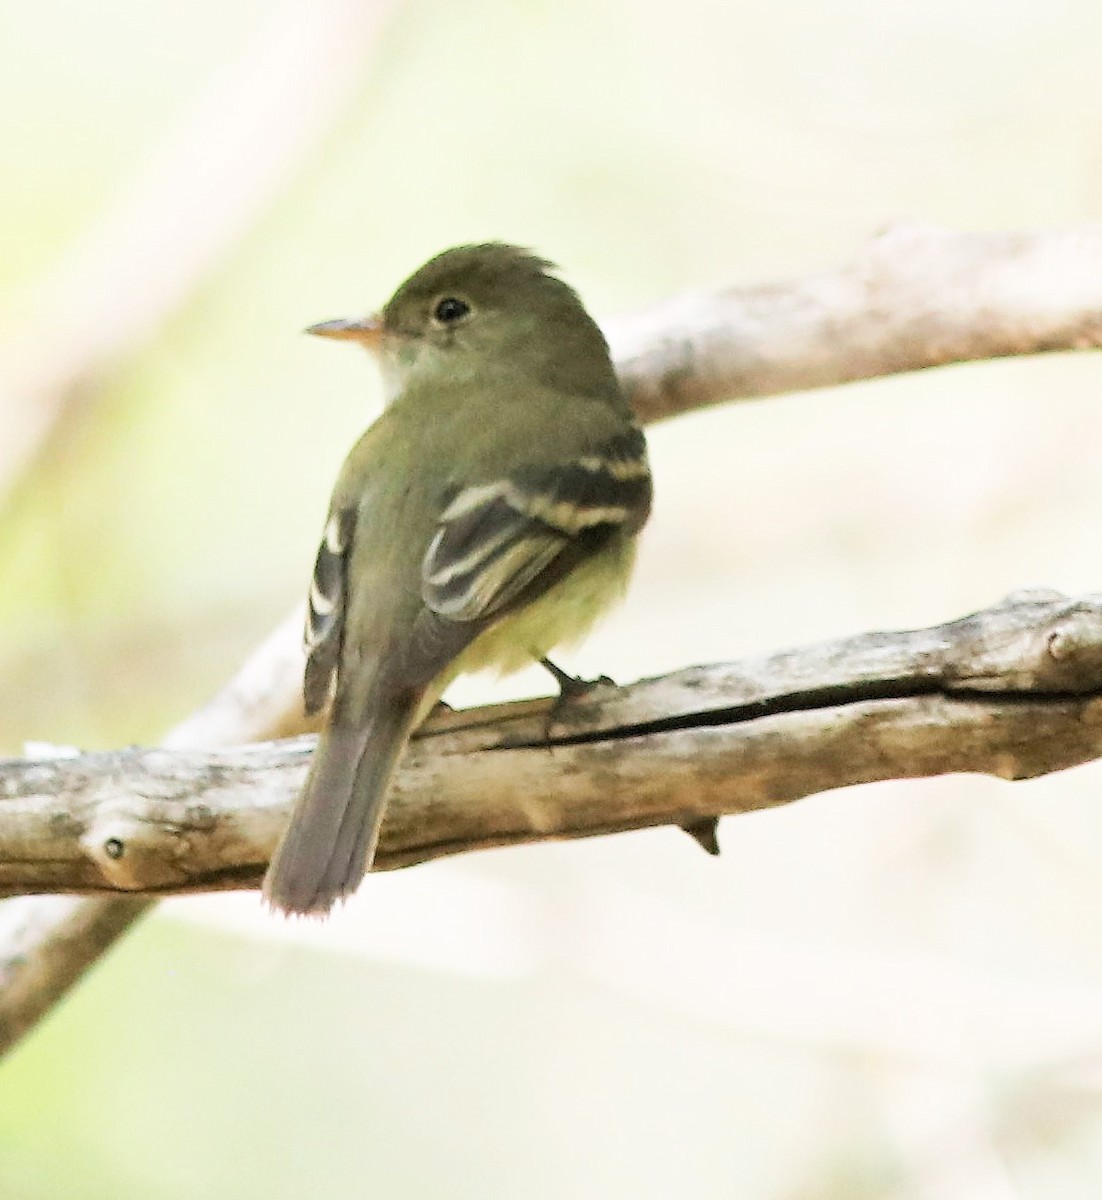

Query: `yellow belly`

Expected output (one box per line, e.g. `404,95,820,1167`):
439,533,637,690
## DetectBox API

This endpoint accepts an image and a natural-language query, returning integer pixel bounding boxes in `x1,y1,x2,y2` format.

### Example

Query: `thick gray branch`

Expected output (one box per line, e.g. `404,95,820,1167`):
3,590,1100,897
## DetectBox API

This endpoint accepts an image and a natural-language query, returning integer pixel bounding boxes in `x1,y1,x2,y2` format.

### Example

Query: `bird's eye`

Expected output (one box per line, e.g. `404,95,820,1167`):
433,296,470,325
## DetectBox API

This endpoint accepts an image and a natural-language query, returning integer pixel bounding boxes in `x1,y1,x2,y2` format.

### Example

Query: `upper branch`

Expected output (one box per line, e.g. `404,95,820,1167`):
4,589,1101,897
609,222,1102,423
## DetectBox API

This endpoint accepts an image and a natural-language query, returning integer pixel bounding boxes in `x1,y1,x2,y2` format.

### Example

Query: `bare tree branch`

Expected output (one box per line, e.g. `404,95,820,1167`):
8,211,1101,515
0,602,327,1050
0,613,318,1050
3,590,1100,898
608,222,1102,423
0,896,150,1049
162,606,318,751
0,0,402,510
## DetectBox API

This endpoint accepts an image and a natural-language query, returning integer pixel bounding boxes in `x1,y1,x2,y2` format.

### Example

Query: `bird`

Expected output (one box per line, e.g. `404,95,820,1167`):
262,243,653,917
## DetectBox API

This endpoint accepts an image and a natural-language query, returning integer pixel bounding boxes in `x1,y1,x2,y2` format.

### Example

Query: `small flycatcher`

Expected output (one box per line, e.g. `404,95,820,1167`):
263,244,651,917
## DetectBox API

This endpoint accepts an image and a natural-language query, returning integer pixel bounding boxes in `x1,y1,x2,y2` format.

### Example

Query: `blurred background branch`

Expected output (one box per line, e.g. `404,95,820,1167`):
0,609,308,1052
609,222,1102,424
0,894,149,1052
0,0,400,515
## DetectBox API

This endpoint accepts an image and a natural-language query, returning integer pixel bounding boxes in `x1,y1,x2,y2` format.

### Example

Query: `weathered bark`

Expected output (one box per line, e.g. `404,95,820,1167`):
2,590,1100,898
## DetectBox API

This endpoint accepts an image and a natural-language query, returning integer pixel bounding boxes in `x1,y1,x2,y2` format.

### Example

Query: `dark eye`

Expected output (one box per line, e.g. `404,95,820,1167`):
433,296,470,325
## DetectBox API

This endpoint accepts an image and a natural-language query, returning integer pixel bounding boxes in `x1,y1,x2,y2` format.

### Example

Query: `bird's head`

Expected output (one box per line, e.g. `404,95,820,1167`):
306,243,617,403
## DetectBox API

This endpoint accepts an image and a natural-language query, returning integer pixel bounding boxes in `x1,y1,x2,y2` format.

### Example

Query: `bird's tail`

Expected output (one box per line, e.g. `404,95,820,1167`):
262,694,419,917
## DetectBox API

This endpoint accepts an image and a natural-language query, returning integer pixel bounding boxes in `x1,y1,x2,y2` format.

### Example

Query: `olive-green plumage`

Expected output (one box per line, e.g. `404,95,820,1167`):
262,244,651,917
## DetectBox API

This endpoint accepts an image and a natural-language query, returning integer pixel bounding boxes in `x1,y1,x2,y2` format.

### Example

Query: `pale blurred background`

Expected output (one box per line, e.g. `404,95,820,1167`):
3,1,1102,1196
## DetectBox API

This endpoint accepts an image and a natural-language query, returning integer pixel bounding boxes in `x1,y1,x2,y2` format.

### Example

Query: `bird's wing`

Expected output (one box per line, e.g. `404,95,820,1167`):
303,505,357,715
420,423,651,623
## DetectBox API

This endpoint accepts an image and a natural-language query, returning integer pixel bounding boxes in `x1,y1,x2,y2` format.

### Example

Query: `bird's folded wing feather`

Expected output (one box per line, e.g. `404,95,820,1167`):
300,425,651,704
303,506,356,715
421,423,652,623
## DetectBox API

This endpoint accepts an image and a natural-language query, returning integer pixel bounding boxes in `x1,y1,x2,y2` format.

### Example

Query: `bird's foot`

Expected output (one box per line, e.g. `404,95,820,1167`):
539,657,615,701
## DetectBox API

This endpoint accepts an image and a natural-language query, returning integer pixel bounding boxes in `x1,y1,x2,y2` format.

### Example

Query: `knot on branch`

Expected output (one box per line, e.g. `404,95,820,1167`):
944,592,1102,694
81,808,187,891
1045,604,1102,676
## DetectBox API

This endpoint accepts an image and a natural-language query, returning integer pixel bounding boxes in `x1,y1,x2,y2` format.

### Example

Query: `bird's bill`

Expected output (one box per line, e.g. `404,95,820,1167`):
305,315,385,346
